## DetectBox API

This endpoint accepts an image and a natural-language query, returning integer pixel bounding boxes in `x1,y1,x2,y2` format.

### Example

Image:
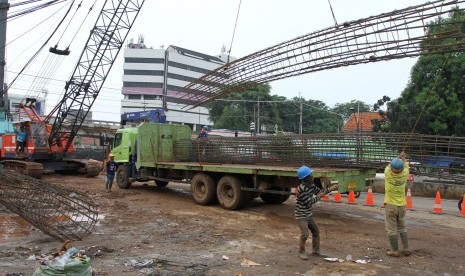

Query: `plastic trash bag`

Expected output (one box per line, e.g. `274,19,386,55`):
32,257,92,276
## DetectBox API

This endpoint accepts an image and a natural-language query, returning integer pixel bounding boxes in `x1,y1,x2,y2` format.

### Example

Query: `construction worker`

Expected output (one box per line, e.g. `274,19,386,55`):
198,125,208,138
15,125,28,155
384,151,410,257
295,165,338,260
105,153,119,192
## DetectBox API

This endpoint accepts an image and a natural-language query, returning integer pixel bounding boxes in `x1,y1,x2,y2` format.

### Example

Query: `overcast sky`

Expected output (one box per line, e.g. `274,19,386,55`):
4,0,452,121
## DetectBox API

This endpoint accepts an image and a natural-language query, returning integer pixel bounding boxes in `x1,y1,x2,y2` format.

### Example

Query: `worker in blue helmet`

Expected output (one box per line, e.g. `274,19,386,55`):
295,165,338,260
384,151,410,257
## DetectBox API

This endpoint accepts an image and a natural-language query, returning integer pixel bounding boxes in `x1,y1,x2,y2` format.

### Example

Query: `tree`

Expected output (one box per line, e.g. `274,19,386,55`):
332,100,371,121
207,83,281,132
383,9,465,135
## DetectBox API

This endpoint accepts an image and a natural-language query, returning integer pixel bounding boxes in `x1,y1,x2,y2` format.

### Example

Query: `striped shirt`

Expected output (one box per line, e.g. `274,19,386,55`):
295,182,329,219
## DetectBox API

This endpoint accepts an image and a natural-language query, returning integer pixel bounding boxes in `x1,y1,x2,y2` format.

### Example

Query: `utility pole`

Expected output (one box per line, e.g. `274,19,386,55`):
299,92,303,134
257,98,260,135
0,0,9,120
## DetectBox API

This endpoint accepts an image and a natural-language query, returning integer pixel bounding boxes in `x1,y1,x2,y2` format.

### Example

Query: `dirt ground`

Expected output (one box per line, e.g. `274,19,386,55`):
1,174,465,276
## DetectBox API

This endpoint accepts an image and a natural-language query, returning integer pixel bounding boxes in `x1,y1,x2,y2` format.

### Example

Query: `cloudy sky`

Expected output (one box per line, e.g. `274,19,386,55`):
4,0,453,121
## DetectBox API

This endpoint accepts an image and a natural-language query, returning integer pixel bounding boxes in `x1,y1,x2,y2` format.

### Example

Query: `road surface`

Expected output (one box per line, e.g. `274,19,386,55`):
1,174,464,275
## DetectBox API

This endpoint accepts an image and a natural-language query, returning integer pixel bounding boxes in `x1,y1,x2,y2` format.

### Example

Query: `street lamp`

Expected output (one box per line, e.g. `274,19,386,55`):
349,107,360,132
350,107,361,162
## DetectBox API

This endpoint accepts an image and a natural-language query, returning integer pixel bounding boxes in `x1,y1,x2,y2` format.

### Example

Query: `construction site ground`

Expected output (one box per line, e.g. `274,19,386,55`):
1,174,464,276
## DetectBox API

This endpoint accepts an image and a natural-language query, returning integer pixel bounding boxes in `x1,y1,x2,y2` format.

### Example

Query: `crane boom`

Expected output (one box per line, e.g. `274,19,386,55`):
47,0,145,152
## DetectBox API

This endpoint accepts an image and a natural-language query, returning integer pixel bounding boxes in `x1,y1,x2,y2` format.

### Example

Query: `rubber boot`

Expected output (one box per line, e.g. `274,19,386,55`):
400,232,410,256
312,236,321,256
386,235,399,257
299,240,308,260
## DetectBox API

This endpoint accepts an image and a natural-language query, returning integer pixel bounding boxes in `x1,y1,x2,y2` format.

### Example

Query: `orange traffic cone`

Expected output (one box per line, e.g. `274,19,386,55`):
460,194,465,217
406,188,414,210
347,191,356,204
333,192,342,203
433,191,443,214
364,188,375,206
321,193,330,202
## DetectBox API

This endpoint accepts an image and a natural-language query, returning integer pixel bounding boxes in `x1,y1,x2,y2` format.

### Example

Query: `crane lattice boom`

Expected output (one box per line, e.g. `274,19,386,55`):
47,0,145,152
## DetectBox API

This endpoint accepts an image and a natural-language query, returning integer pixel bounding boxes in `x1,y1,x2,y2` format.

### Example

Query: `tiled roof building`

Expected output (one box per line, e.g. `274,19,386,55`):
343,112,382,132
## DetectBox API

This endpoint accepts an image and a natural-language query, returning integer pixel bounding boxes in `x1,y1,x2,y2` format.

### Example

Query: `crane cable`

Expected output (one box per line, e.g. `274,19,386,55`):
67,0,96,47
327,0,338,26
226,0,242,64
54,0,82,47
1,0,75,97
402,57,451,152
2,1,72,54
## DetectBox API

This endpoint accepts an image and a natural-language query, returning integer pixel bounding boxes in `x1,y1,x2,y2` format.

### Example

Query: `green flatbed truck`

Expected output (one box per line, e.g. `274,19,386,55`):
111,122,376,210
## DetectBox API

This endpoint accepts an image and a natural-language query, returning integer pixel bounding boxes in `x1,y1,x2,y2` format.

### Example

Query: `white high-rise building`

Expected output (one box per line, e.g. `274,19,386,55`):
122,39,233,131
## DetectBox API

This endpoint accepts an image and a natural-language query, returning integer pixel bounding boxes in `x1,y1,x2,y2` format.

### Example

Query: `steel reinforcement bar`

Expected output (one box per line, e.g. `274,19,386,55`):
190,132,465,183
181,0,465,107
0,165,98,241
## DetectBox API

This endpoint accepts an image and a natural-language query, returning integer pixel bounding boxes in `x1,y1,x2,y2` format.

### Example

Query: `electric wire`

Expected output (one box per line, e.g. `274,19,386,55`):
7,0,69,22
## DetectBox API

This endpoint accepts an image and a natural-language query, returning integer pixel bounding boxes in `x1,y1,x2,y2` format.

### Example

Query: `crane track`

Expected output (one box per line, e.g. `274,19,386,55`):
70,159,102,177
0,160,43,179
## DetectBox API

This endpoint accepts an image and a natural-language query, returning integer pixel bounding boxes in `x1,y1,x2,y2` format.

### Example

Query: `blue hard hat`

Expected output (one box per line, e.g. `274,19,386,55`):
390,158,404,171
297,166,313,180
202,125,208,131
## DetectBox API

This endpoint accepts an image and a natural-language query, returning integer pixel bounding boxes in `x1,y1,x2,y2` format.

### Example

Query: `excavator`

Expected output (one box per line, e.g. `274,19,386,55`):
0,0,145,178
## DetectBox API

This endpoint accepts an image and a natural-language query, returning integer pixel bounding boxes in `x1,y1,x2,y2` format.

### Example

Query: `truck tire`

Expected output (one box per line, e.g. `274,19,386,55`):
217,175,246,210
191,173,216,205
116,165,131,189
155,180,169,187
459,198,463,211
260,187,291,204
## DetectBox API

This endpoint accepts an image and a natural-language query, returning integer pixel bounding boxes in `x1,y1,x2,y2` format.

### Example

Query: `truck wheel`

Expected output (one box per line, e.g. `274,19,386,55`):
355,191,361,198
155,180,169,187
459,198,463,211
191,173,216,205
217,175,246,210
260,187,291,204
116,165,131,189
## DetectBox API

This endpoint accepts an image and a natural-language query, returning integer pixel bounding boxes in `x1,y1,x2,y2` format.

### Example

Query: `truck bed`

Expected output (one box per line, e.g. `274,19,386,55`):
155,161,375,179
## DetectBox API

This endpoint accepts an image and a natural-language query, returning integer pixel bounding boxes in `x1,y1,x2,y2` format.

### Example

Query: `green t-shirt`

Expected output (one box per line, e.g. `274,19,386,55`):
384,162,409,206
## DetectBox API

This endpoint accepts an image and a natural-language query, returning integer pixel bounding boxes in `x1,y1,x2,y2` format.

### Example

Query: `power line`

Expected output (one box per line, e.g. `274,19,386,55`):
6,70,122,91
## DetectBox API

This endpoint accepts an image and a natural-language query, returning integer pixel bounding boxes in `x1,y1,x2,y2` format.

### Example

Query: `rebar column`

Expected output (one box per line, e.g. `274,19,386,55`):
0,165,99,241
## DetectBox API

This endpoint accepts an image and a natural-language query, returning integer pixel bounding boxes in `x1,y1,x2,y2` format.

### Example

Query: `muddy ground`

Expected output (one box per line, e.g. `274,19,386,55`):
1,174,464,276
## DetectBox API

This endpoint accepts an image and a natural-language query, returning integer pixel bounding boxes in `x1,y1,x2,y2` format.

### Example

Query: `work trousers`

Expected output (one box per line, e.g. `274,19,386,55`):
297,216,319,242
106,175,115,189
385,203,407,236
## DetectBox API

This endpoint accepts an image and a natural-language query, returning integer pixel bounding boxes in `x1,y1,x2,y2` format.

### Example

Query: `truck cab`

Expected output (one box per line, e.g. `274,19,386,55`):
112,127,138,163
111,122,192,188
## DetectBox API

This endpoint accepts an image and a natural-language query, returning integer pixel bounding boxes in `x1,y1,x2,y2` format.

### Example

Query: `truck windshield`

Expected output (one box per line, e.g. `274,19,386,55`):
114,133,122,148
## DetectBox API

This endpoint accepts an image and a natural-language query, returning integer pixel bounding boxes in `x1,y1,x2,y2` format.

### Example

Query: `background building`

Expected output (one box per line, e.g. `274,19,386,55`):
7,94,45,120
343,112,382,132
121,36,234,131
